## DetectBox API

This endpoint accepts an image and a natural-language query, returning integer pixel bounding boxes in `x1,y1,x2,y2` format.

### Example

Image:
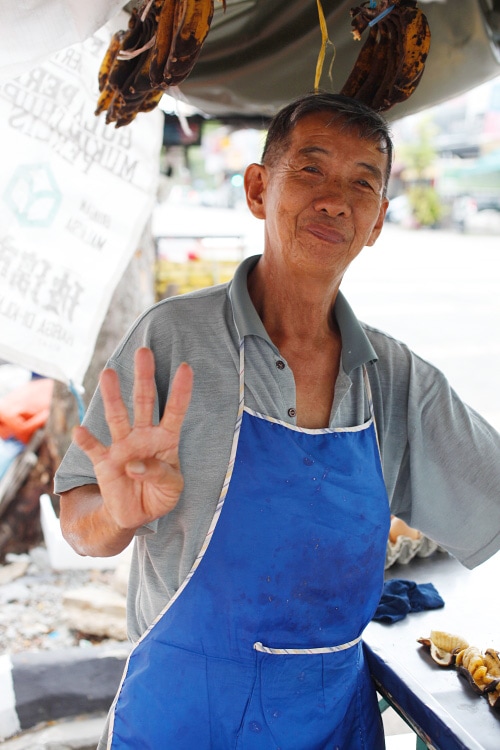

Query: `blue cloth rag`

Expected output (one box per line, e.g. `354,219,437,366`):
373,579,444,623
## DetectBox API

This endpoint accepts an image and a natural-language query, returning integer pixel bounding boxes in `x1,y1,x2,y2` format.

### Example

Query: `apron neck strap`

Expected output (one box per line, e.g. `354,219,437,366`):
238,337,245,418
363,364,381,453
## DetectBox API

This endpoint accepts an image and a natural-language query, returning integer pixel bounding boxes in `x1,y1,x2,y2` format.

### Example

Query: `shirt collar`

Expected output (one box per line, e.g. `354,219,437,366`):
229,254,378,372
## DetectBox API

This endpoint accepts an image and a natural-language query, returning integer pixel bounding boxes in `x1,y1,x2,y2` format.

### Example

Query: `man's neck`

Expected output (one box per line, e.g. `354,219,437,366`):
247,254,343,428
247,253,341,347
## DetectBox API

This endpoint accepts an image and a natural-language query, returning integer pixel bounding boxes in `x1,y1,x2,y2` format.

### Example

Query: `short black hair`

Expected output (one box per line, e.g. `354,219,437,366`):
261,92,393,196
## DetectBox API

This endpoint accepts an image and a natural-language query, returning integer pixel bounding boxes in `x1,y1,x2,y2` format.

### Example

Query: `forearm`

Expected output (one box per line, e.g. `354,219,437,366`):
59,484,136,557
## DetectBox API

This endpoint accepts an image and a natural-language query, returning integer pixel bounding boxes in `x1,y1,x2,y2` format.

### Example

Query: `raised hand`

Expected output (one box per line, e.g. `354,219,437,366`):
72,347,193,532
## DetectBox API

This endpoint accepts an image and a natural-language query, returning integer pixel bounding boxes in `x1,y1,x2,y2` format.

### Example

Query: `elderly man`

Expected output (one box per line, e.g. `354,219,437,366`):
56,93,500,749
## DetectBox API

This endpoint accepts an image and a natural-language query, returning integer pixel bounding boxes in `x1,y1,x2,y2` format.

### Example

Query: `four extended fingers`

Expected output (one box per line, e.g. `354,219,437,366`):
74,350,193,469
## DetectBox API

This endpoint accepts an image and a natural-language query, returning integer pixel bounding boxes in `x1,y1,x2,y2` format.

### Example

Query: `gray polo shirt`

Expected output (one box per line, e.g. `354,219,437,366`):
55,255,500,642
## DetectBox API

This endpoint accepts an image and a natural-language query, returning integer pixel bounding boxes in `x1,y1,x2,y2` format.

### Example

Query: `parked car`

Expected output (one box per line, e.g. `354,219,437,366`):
451,194,500,232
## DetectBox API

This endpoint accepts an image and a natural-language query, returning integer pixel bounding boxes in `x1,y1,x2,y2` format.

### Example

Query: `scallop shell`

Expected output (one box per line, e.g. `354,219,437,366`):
429,630,469,653
484,649,500,678
486,687,500,709
417,630,469,667
417,633,500,710
457,646,500,694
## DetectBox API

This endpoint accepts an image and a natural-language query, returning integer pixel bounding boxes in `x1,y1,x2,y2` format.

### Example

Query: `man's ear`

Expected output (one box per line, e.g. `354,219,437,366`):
367,197,389,246
244,163,267,220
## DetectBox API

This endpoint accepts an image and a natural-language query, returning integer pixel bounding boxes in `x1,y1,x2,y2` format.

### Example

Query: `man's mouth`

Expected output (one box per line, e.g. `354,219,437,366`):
304,222,346,244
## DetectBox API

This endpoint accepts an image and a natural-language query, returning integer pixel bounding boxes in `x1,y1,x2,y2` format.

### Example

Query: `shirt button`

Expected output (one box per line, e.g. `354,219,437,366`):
276,359,285,370
288,408,296,418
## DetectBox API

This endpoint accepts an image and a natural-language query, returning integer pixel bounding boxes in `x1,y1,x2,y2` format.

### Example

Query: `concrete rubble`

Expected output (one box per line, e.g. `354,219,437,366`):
1,714,107,750
0,541,132,746
63,587,128,642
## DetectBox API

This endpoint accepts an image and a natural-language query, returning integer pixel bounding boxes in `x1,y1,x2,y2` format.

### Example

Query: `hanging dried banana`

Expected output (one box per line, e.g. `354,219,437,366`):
340,0,431,112
96,0,223,128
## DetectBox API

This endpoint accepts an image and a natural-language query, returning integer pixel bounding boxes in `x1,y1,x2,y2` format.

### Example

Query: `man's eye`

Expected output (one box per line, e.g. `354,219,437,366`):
302,165,320,174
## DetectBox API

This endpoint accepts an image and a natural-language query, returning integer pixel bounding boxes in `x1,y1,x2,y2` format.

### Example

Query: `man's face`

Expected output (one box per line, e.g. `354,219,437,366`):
246,112,389,280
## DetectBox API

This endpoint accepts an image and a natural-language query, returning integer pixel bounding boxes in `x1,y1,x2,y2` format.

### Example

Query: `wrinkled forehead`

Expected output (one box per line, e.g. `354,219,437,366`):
289,110,390,155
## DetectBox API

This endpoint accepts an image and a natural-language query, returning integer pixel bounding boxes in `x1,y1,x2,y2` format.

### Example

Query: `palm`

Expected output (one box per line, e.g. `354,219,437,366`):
73,349,193,531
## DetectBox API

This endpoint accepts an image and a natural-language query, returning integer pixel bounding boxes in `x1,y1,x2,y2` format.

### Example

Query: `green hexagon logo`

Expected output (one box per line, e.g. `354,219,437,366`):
4,164,62,227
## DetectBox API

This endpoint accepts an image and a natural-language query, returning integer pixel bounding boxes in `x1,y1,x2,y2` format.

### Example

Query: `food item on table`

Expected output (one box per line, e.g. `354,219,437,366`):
389,516,421,543
385,516,443,568
483,651,500,709
417,630,469,667
456,646,500,695
418,631,500,710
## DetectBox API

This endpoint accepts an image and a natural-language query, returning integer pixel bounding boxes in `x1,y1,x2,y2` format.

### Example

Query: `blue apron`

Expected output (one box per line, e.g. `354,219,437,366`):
108,341,390,749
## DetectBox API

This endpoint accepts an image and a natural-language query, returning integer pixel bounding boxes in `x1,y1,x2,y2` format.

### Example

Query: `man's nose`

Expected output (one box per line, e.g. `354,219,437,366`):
312,182,351,216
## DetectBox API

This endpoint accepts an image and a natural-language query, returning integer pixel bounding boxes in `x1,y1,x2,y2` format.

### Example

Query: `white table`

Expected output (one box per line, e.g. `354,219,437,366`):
364,551,500,749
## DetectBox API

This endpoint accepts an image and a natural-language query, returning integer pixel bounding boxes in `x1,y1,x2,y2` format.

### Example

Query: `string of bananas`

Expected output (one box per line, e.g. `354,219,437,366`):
340,0,431,112
96,0,223,128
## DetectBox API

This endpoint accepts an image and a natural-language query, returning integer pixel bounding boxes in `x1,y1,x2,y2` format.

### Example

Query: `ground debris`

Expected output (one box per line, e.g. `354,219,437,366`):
0,546,123,655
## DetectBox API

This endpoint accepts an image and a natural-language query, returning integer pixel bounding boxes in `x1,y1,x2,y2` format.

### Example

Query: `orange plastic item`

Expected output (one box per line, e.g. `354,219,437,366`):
0,378,54,443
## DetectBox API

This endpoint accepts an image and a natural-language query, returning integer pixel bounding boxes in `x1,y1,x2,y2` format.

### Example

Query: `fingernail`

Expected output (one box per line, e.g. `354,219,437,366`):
128,460,146,474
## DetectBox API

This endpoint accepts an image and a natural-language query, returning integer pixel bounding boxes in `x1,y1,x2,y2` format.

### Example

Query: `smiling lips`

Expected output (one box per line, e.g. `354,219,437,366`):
304,221,347,244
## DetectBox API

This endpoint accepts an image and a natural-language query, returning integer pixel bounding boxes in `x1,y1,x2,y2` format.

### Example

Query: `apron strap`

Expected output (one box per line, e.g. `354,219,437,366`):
217,338,246,506
253,635,362,654
362,364,381,455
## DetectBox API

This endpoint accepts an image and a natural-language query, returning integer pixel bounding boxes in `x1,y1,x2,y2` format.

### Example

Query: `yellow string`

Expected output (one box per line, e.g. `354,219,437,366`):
314,0,335,91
